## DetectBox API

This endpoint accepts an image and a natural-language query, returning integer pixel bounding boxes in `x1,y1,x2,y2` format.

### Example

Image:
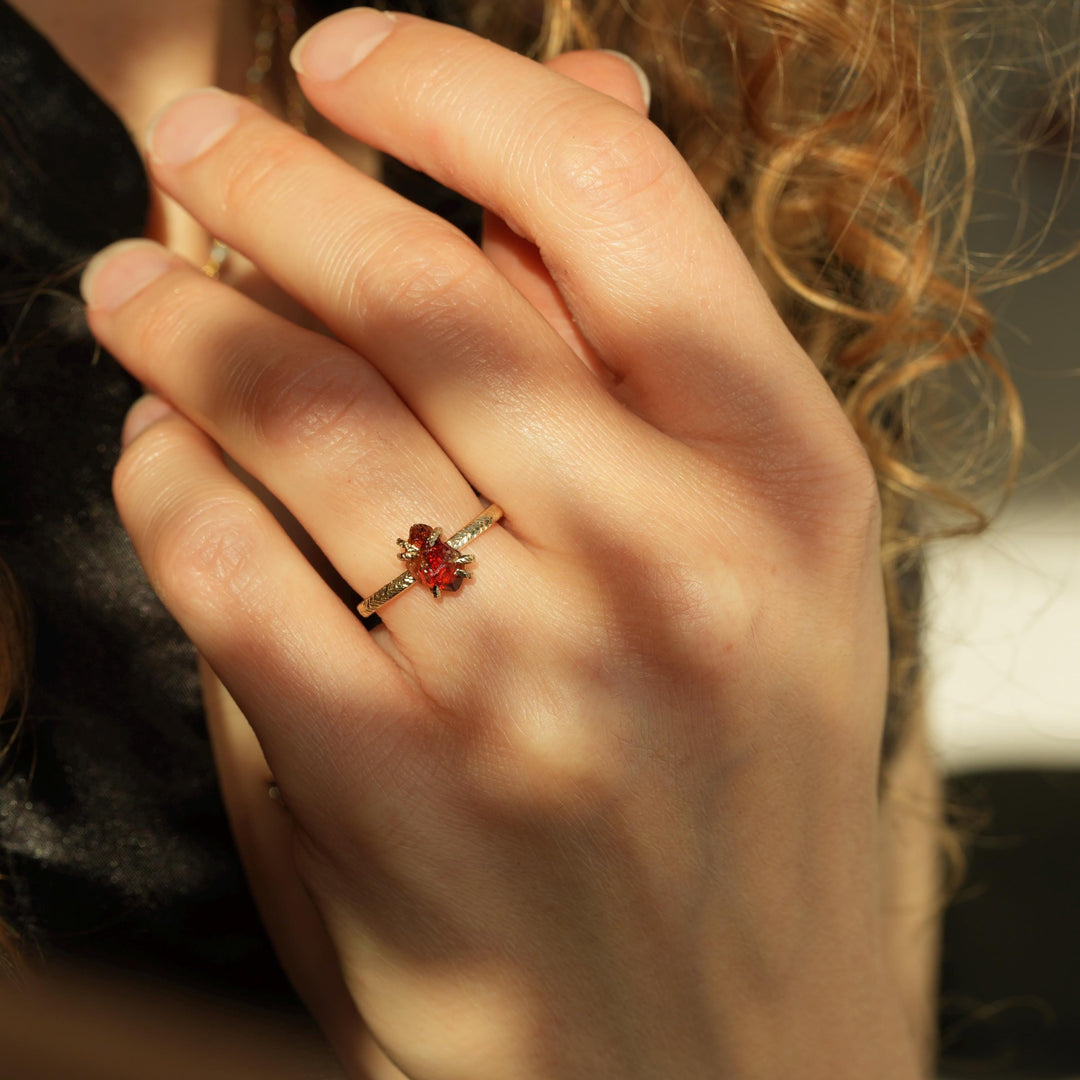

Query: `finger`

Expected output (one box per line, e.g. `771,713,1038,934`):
84,243,537,644
199,664,371,1062
289,11,836,445
138,90,630,527
482,49,650,369
110,400,418,821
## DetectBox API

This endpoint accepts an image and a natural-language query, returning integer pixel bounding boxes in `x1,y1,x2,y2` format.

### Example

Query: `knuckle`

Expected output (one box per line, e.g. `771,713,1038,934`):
246,353,403,516
228,344,371,457
844,443,884,530
505,714,630,815
811,435,883,540
151,493,265,613
358,225,482,330
129,283,204,372
216,133,301,220
544,105,676,217
218,343,404,524
112,424,266,613
752,420,884,562
610,555,754,718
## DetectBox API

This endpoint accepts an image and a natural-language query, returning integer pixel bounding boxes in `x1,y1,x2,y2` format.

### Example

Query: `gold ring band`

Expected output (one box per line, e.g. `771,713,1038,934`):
358,504,503,617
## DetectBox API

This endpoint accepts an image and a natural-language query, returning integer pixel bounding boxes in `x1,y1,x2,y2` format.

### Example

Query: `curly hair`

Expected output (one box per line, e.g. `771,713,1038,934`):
466,0,1034,780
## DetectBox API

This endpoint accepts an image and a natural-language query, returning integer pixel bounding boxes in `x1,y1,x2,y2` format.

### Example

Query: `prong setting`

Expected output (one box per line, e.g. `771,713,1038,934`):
357,505,502,618
397,523,480,599
397,536,421,561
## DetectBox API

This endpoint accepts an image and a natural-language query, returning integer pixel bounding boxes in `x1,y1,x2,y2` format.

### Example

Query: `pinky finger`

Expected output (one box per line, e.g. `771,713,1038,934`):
200,666,395,1071
112,400,411,824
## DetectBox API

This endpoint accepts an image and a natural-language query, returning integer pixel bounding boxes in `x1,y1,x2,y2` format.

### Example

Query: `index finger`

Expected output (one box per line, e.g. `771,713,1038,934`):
290,9,833,445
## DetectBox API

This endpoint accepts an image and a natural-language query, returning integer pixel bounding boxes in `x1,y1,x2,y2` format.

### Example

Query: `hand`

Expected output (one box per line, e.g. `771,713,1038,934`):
82,9,922,1078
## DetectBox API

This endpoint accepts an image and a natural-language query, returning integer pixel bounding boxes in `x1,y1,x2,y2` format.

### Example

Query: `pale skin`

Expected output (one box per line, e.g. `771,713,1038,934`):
13,1,943,1075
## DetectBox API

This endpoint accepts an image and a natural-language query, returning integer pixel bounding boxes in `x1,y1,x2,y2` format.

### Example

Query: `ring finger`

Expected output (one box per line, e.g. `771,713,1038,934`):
82,246,542,662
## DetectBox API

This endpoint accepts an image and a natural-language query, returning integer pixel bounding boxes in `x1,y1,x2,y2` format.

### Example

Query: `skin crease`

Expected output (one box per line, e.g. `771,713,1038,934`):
12,0,942,1075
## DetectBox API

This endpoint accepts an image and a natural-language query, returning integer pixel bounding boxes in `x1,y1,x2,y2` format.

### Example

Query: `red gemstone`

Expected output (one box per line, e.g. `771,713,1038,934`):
406,524,466,594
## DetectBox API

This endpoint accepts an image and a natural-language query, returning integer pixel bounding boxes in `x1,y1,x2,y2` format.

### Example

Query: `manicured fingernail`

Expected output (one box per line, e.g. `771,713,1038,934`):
599,50,651,111
81,239,174,312
122,393,177,448
290,7,396,81
147,87,240,166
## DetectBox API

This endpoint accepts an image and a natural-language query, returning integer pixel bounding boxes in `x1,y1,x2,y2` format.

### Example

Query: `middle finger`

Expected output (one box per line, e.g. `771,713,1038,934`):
142,89,632,533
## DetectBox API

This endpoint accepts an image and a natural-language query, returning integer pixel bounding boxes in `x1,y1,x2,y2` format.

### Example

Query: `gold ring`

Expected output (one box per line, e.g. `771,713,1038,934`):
358,504,503,617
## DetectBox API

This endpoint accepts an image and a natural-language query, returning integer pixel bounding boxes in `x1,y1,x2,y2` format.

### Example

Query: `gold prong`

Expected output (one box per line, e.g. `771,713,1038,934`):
359,506,502,617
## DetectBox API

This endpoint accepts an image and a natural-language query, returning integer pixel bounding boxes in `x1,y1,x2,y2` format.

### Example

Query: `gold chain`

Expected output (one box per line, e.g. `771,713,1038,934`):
202,0,308,278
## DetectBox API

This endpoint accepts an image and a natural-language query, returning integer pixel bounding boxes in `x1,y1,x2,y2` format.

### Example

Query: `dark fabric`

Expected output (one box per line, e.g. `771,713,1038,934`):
0,0,478,1006
938,771,1080,1077
0,0,300,1007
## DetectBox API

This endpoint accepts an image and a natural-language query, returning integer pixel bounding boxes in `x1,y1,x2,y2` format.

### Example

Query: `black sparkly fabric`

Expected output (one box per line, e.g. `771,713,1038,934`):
0,0,302,1006
0,0,476,1005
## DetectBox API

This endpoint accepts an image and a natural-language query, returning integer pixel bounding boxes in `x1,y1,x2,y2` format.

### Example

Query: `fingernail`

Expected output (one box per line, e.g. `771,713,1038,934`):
81,239,174,312
599,50,651,110
147,87,240,167
290,7,396,81
122,393,177,448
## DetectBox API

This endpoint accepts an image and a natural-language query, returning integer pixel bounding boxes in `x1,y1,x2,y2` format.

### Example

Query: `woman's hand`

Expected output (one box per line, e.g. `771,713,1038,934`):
82,9,922,1078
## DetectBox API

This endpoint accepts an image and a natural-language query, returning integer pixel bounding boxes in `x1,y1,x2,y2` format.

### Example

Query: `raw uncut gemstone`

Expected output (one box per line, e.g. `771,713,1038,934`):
406,524,467,593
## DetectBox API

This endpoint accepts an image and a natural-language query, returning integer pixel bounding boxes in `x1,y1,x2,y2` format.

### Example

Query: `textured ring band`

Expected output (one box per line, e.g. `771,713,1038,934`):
358,504,503,617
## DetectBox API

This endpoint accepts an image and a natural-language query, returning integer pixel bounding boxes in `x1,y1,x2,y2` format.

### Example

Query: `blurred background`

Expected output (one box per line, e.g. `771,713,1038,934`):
928,1,1080,1073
